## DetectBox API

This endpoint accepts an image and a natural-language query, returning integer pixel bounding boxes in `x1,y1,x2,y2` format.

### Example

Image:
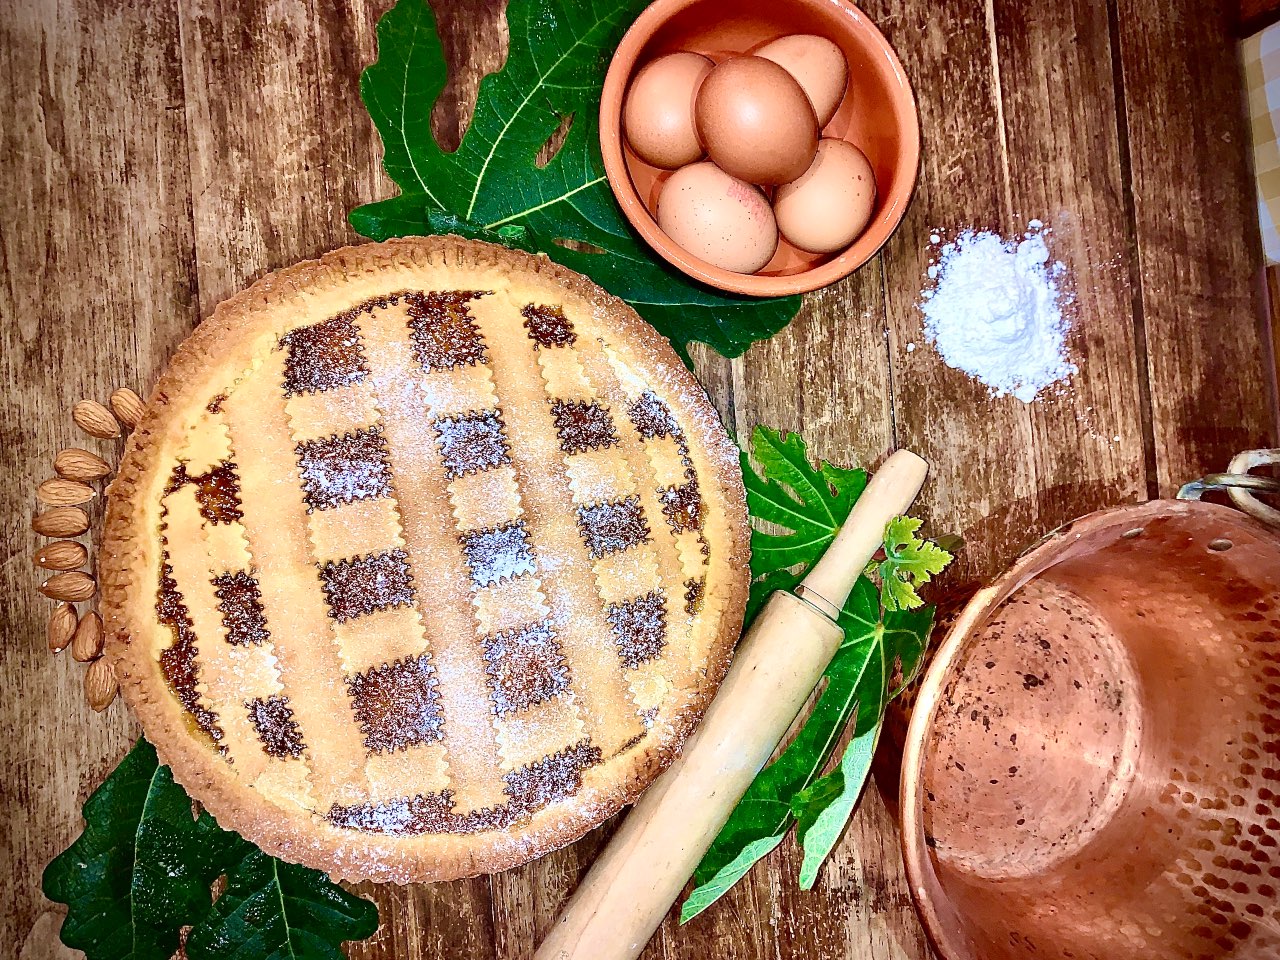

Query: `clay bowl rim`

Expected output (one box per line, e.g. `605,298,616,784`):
897,498,1278,960
598,0,921,297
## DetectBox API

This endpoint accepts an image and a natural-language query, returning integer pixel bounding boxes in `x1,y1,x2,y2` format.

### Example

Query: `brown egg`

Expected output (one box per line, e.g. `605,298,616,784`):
774,139,877,254
657,161,778,274
623,52,714,169
694,56,818,185
754,34,849,128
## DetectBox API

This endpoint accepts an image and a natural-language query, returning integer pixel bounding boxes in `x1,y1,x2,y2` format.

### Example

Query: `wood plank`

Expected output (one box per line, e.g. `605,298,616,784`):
171,1,501,956
866,0,1148,591
702,265,913,960
860,0,1152,944
1116,0,1279,493
177,0,390,314
1269,265,1280,394
0,0,195,953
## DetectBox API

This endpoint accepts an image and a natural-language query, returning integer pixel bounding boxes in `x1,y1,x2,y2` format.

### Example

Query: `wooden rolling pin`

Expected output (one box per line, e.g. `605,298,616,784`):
535,449,930,960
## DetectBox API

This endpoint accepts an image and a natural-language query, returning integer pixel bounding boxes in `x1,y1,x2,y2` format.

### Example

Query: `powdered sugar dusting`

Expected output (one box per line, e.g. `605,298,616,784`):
921,222,1076,403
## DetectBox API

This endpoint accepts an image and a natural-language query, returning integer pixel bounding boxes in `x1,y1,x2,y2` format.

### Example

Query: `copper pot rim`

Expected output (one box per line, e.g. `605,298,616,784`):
897,498,1279,960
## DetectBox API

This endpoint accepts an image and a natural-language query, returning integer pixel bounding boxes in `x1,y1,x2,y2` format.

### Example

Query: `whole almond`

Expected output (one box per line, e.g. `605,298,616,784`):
71,611,104,662
37,478,95,507
109,388,145,430
34,540,87,571
48,603,77,653
32,506,89,537
40,571,96,602
55,448,111,482
73,399,120,439
84,657,118,712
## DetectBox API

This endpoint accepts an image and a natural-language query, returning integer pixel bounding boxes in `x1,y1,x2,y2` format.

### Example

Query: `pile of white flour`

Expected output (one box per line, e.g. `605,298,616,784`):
920,222,1075,402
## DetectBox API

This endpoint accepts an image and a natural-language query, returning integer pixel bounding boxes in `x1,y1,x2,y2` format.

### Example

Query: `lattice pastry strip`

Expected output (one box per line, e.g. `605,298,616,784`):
542,322,696,710
596,346,716,685
224,352,373,808
473,577,552,637
448,465,523,533
405,317,591,773
515,303,683,734
564,448,638,506
161,485,277,779
308,498,407,567
534,343,595,402
468,292,645,757
281,332,457,802
351,298,511,811
496,691,589,773
363,742,451,804
284,380,382,444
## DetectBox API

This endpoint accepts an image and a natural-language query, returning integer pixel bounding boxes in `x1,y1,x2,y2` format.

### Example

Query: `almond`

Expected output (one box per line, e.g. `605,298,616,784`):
84,657,118,712
32,506,89,537
37,477,95,507
73,399,120,439
48,603,77,653
109,388,145,430
55,447,111,482
71,611,104,662
34,540,87,571
40,571,96,602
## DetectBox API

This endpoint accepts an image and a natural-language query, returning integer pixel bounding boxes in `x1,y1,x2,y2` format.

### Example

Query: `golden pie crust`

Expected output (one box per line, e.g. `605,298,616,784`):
100,237,749,883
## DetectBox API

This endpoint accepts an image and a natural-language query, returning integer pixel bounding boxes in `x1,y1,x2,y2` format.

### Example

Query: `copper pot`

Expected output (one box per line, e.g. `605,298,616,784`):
900,451,1280,960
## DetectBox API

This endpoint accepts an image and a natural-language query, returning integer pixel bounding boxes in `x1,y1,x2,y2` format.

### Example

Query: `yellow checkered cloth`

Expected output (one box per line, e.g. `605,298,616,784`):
1245,24,1280,264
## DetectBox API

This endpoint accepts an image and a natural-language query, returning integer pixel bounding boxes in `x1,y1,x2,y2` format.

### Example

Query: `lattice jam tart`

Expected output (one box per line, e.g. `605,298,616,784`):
101,237,749,882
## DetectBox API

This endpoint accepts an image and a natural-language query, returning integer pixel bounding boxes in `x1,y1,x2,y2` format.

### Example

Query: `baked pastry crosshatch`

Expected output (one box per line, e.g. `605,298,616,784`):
100,237,750,882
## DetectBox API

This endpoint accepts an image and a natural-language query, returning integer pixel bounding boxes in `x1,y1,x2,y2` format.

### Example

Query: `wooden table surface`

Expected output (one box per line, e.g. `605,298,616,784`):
4,1,1278,958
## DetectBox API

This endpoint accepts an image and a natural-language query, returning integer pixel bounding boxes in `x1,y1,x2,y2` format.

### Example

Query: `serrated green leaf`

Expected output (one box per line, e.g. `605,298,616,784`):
678,832,787,924
741,426,867,572
870,516,953,611
682,430,949,921
186,849,379,960
792,723,877,889
791,602,935,887
42,739,380,960
350,0,801,361
42,739,244,960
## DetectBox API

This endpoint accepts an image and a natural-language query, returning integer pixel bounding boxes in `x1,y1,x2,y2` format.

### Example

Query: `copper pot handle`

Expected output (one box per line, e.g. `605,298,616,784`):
1177,448,1280,527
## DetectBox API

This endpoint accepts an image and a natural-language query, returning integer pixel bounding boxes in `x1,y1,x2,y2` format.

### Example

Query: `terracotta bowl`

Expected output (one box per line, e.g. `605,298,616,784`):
900,500,1280,960
599,0,920,296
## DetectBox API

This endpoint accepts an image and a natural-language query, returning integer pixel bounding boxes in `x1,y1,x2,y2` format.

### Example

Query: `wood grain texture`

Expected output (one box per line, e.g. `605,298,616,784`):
1115,0,1278,493
1,0,191,953
3,0,1278,958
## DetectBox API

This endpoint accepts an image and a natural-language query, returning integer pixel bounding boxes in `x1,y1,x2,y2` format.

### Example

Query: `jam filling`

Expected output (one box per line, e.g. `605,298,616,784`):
167,461,244,525
550,400,618,455
247,695,306,758
684,576,706,616
407,291,490,371
212,570,269,645
296,426,393,511
326,740,601,835
346,654,443,754
433,410,511,478
521,303,577,349
280,314,370,396
576,497,651,559
659,479,704,535
606,590,669,668
320,549,415,623
459,521,536,588
628,391,681,442
156,553,223,744
480,620,569,715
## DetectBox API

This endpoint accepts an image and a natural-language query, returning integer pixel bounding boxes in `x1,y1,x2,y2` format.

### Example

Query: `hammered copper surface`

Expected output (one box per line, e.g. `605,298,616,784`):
902,501,1280,960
